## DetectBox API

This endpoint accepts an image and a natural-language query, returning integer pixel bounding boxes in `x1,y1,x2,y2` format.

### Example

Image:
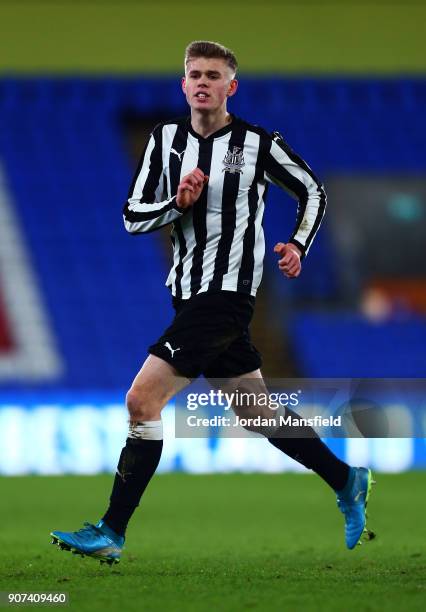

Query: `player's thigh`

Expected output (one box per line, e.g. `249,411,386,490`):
208,369,275,419
128,354,191,410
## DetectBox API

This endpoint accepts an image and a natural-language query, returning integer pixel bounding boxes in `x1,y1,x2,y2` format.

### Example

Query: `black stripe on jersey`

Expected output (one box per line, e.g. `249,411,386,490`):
171,219,187,297
237,133,269,293
209,124,247,292
272,133,327,254
169,124,189,196
190,139,214,294
169,126,190,299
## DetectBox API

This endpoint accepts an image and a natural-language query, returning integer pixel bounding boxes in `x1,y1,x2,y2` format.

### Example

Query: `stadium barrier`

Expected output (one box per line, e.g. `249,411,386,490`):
0,394,424,475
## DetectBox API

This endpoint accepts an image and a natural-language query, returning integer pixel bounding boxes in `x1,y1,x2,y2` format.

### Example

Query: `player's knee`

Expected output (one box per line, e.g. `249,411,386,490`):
126,387,160,420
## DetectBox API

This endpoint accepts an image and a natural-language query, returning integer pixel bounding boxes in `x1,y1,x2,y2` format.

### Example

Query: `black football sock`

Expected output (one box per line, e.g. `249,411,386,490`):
268,409,349,491
102,437,163,536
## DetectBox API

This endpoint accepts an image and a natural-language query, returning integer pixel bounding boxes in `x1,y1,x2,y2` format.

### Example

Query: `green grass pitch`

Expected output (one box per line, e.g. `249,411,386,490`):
1,472,425,611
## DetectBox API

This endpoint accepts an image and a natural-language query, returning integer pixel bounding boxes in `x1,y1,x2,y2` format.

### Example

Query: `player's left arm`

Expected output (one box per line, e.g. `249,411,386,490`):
264,131,327,278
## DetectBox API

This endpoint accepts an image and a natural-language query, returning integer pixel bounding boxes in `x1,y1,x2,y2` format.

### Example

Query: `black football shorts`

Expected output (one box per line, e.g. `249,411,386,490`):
148,291,262,379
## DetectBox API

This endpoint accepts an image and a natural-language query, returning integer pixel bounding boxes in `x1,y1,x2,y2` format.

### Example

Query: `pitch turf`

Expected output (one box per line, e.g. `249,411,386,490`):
0,473,425,611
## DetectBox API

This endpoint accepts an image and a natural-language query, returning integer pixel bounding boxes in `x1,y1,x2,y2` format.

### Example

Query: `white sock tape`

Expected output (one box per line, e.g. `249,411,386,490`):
128,420,163,440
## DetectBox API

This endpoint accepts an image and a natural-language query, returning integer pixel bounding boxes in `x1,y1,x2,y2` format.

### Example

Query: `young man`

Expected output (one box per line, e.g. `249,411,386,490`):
51,41,375,564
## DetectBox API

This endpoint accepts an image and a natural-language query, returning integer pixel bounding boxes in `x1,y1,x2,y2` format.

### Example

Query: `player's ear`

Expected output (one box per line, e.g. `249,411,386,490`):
227,79,238,97
181,77,187,94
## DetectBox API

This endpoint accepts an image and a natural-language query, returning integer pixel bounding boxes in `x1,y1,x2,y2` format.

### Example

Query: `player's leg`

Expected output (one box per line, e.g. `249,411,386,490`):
51,355,190,563
51,291,251,563
101,292,259,541
208,365,375,549
101,355,190,535
211,369,351,490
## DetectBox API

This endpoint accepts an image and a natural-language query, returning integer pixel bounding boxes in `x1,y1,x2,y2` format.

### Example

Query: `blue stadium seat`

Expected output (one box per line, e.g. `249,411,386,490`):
290,312,426,377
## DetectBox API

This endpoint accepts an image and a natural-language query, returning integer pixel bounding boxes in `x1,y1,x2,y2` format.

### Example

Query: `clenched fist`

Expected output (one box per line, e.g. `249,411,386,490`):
176,168,209,209
274,242,302,278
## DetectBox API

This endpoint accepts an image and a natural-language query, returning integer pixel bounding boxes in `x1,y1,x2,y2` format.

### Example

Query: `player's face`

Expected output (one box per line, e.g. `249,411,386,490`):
182,57,238,113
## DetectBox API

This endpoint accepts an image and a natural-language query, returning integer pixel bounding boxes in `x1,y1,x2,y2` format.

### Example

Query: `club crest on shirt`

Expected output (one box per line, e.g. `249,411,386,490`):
222,146,245,174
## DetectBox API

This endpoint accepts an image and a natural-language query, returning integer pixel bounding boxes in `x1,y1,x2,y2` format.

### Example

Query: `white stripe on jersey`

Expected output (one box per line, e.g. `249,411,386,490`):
162,123,178,198
251,199,266,291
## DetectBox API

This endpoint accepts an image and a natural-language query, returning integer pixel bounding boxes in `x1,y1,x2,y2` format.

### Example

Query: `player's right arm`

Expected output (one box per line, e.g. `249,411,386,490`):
123,126,185,234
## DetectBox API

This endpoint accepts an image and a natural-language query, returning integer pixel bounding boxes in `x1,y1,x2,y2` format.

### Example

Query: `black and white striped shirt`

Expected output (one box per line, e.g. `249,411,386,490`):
123,115,326,299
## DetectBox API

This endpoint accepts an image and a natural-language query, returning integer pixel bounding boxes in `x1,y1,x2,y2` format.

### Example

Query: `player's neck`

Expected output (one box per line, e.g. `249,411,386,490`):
190,109,232,139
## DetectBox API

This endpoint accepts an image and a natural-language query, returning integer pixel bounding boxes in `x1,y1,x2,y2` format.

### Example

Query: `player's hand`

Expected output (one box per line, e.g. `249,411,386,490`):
176,168,209,209
274,242,302,278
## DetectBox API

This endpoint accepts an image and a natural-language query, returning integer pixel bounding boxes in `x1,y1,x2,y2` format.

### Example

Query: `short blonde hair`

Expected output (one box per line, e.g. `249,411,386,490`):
184,41,238,75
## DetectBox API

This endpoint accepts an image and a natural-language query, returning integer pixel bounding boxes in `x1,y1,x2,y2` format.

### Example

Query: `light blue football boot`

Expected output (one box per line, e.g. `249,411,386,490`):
51,520,124,565
336,467,376,550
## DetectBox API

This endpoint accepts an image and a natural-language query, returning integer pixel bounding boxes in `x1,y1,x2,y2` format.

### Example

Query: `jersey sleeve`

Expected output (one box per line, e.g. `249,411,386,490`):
263,131,327,258
123,125,184,234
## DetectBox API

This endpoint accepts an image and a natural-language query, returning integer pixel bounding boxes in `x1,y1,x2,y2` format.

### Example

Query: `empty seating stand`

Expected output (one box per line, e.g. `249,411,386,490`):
0,77,424,386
